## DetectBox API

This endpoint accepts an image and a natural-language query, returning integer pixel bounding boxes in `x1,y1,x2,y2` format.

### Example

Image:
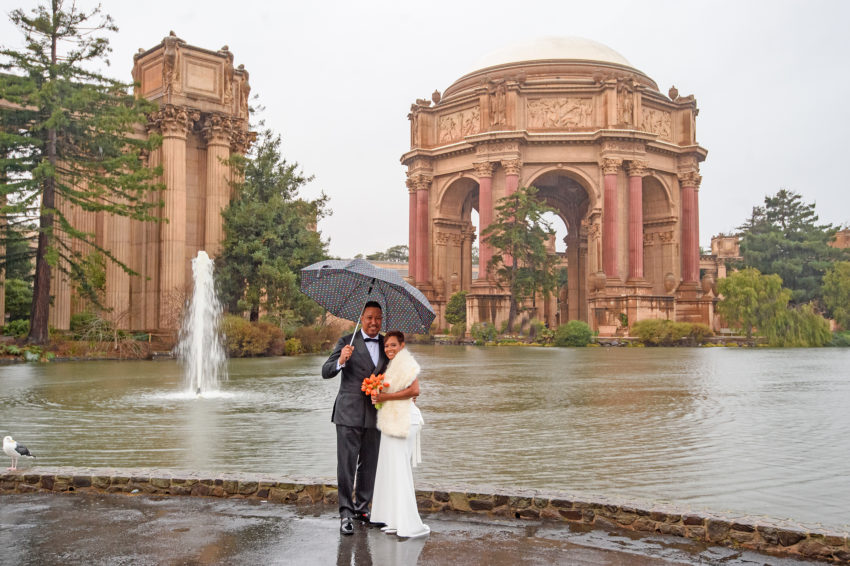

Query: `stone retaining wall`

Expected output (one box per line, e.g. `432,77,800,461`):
1,467,847,563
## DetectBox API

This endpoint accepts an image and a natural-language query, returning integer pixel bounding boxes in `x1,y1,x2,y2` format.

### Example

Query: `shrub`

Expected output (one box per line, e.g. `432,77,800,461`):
631,319,715,346
294,324,345,353
554,320,593,347
284,337,303,356
449,322,466,337
469,322,496,345
445,291,467,326
4,319,29,338
221,315,285,357
830,331,850,347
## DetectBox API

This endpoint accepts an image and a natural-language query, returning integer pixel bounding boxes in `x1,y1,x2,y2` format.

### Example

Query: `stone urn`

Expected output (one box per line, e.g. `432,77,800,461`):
664,272,677,293
701,273,716,295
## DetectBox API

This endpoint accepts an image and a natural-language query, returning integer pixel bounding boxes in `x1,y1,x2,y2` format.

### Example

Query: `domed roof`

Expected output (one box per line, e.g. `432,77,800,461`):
471,36,633,72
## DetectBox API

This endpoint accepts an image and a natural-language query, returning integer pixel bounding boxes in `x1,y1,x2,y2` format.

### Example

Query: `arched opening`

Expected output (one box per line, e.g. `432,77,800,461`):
642,175,675,294
527,171,592,324
434,177,479,299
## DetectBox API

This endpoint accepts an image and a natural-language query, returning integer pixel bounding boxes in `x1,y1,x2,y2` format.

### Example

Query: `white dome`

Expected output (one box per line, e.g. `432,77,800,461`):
472,36,633,71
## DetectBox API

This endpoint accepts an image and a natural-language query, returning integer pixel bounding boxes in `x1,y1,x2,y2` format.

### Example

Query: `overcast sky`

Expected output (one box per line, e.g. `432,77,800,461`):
3,0,849,258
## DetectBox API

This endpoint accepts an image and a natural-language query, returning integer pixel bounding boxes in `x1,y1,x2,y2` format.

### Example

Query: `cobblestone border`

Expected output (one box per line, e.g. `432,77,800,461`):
1,467,847,563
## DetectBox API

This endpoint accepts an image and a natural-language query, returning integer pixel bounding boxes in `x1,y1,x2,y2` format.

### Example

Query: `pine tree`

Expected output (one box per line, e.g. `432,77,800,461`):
737,189,847,305
217,128,329,326
481,186,559,332
1,1,162,343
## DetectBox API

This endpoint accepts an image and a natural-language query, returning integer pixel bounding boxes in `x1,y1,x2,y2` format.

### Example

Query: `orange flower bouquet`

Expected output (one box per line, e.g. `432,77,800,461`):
361,373,388,409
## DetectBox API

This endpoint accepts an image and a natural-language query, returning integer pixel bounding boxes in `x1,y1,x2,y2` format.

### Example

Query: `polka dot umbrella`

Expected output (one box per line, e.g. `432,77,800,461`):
300,258,436,338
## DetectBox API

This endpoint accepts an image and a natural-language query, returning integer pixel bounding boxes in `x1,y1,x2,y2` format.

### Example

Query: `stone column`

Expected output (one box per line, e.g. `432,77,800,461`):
461,224,475,289
413,175,432,283
679,171,702,284
626,160,649,281
202,115,233,258
502,159,521,197
104,212,131,327
474,162,495,279
601,158,622,280
407,177,417,281
156,105,195,327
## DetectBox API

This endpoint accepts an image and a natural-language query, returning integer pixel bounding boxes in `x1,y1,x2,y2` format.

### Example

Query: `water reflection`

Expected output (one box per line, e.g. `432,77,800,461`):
0,347,848,530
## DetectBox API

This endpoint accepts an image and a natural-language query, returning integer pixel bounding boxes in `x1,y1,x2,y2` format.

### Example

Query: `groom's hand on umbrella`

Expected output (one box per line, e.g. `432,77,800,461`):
339,345,354,365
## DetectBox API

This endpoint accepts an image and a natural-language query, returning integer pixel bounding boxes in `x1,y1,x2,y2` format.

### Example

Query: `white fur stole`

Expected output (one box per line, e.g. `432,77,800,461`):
376,347,420,438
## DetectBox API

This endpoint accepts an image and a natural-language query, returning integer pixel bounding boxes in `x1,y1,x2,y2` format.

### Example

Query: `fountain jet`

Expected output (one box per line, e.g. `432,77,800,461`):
176,251,228,395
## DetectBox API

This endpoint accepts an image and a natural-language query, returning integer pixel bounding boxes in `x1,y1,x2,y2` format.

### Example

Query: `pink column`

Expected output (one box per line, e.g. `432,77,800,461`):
601,158,622,279
475,162,495,279
627,161,648,280
407,178,417,280
415,178,431,282
502,159,521,197
679,171,702,283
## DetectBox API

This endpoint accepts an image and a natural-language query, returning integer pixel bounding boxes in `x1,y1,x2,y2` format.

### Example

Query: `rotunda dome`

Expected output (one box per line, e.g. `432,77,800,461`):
472,36,633,72
441,36,656,100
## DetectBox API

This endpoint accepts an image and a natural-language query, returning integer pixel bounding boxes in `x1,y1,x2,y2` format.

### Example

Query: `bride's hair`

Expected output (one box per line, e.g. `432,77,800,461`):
385,330,405,344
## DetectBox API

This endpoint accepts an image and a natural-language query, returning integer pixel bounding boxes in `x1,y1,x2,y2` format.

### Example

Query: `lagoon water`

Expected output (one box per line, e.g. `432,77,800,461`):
0,345,847,530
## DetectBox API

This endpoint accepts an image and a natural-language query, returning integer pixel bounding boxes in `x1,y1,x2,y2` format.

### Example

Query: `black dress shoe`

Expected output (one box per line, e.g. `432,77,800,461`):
340,517,354,535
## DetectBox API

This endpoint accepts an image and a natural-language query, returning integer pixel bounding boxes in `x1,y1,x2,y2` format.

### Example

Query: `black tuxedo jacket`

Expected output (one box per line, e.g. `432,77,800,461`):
322,332,389,428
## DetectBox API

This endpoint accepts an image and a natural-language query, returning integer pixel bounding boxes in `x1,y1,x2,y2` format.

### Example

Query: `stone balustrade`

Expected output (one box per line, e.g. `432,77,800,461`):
1,468,846,563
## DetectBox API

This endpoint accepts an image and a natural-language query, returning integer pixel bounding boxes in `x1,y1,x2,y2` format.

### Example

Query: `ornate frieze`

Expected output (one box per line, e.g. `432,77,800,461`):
601,140,643,154
640,107,672,140
600,157,623,175
501,159,522,176
438,106,481,144
644,230,676,244
435,231,464,245
527,97,593,129
473,161,496,178
475,141,520,156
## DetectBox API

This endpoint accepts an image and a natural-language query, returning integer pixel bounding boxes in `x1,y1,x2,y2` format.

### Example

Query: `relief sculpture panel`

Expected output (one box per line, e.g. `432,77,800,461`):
438,106,480,144
640,107,672,140
527,97,593,129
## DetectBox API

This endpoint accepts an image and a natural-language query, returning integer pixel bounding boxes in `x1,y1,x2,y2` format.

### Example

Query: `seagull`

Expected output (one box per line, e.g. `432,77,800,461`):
3,436,35,471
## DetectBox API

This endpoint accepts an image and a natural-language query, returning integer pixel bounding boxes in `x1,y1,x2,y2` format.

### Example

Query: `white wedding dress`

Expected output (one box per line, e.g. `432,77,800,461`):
370,402,430,538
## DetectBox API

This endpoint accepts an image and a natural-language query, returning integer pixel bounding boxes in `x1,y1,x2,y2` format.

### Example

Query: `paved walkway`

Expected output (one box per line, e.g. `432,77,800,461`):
0,492,821,565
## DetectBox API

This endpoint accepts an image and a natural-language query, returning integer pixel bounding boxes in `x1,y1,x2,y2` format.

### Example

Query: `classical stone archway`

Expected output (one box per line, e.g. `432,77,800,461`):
401,37,714,334
529,170,594,324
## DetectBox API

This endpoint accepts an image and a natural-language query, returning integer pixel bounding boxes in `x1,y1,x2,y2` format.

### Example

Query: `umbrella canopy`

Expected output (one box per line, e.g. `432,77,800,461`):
300,258,435,335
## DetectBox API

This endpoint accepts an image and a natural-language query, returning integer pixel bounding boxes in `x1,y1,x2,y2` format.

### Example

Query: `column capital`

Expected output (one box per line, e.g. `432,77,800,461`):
201,113,235,146
405,176,416,193
600,157,623,175
409,173,433,191
150,104,198,138
677,170,702,188
625,160,650,177
501,159,522,176
230,128,257,155
473,161,496,179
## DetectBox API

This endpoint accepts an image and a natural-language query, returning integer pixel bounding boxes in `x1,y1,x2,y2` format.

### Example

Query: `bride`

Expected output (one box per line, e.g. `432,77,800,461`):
369,330,430,538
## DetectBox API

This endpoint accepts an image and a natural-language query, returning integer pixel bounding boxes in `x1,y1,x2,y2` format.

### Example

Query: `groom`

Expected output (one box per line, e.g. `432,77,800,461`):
322,301,388,535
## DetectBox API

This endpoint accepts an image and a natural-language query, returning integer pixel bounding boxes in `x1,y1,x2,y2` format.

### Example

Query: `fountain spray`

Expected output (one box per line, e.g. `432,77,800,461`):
176,251,228,395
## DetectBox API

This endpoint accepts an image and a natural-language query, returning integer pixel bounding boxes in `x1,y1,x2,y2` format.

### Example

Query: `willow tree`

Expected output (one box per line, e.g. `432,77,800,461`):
481,185,559,332
0,1,162,343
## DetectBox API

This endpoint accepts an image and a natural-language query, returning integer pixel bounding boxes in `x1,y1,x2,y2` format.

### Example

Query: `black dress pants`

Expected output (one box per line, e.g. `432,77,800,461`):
336,424,381,518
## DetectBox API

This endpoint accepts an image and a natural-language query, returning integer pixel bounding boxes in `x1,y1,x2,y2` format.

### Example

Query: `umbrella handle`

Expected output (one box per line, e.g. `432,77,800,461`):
348,289,375,346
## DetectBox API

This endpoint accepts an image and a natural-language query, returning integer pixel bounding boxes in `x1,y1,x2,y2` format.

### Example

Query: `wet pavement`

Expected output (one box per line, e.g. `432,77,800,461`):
0,492,822,565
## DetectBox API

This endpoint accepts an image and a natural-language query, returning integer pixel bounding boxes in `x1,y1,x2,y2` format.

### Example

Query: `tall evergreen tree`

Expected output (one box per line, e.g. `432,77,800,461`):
737,189,847,305
1,1,162,343
481,186,559,332
217,128,329,326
